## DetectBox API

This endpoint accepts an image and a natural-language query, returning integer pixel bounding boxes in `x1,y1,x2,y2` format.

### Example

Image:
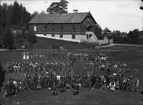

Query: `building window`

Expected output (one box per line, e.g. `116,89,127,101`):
60,34,63,38
52,34,55,37
52,27,55,31
89,34,92,39
44,26,47,31
72,34,75,39
60,26,64,31
72,26,76,31
34,26,37,31
87,34,92,39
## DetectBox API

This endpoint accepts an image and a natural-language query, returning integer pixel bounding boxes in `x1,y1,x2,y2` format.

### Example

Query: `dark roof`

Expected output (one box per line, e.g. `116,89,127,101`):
10,26,23,29
29,12,91,24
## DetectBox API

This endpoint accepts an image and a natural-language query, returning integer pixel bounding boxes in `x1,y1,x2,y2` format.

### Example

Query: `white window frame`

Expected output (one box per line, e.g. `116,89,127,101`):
34,26,37,31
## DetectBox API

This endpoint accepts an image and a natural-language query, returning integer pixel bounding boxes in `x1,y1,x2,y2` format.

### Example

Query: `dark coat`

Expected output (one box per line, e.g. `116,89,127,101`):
0,65,5,88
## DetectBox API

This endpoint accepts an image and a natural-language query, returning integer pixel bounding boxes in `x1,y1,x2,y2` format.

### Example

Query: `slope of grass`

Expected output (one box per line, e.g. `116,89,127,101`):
31,37,96,49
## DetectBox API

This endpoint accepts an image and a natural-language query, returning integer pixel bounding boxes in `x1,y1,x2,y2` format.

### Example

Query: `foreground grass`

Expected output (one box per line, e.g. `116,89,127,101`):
1,45,143,105
1,89,142,105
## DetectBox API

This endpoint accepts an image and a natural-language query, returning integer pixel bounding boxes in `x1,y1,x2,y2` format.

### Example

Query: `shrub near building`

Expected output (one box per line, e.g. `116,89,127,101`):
3,29,15,49
23,30,37,48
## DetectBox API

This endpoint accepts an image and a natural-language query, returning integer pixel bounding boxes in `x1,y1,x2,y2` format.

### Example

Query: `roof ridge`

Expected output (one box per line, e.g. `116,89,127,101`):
39,12,89,15
29,12,90,24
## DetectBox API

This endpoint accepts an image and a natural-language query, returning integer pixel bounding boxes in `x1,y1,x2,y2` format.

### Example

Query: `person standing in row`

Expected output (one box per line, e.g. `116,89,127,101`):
0,63,5,93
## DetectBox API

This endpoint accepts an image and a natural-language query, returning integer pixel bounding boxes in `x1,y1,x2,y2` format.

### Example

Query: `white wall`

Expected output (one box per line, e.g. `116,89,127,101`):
76,35,86,41
63,35,72,39
36,34,80,42
55,34,59,38
98,37,109,45
36,33,110,45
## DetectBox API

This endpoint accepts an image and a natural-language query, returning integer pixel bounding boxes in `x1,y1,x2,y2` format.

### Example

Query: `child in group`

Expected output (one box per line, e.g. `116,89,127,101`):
109,82,116,92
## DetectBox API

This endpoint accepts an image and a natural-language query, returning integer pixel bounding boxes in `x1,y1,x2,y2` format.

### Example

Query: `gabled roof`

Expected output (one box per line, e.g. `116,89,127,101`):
29,12,93,24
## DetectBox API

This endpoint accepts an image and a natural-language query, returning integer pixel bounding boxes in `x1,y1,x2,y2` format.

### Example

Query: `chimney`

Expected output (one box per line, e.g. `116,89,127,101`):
73,9,78,13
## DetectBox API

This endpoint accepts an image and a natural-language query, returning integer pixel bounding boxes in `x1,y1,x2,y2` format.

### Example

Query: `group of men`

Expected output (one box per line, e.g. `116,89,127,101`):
0,51,140,98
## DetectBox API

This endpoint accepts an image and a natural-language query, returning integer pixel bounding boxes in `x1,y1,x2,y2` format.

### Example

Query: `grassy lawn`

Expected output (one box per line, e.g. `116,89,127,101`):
1,45,143,105
31,37,95,49
2,88,142,105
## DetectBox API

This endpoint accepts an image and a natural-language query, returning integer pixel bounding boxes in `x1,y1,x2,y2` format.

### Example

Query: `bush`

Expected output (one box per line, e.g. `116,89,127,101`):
98,35,104,40
24,30,37,44
3,29,15,49
113,37,130,44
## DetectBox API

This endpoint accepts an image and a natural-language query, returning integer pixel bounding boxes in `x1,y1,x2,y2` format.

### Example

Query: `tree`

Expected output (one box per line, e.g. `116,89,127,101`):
31,11,39,18
47,0,68,14
15,32,24,48
127,29,140,44
103,27,112,39
0,3,13,48
0,2,32,48
112,30,121,38
40,11,46,14
11,1,31,29
94,24,103,39
3,29,14,49
24,30,37,47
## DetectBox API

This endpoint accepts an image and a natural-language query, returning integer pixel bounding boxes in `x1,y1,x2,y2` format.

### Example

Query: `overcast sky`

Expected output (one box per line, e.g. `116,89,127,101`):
1,0,142,32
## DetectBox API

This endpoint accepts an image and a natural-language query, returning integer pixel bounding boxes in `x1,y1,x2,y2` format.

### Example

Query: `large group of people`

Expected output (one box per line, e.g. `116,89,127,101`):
0,51,140,98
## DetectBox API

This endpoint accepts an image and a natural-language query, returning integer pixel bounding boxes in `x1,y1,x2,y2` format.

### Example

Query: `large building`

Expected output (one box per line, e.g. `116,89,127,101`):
29,11,109,44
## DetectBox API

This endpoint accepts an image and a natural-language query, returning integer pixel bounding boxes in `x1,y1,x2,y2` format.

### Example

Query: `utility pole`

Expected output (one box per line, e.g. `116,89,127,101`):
140,0,143,30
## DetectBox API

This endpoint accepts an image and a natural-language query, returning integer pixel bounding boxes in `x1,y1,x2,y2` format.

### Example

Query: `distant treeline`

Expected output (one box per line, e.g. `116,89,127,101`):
0,1,38,49
102,28,143,45
112,29,143,45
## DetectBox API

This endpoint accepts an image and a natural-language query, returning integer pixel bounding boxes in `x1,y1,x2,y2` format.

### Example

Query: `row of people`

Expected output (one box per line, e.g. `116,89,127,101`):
0,52,140,98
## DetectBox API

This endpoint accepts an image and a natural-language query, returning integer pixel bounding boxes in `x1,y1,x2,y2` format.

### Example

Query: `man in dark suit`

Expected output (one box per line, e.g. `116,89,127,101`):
0,63,5,92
